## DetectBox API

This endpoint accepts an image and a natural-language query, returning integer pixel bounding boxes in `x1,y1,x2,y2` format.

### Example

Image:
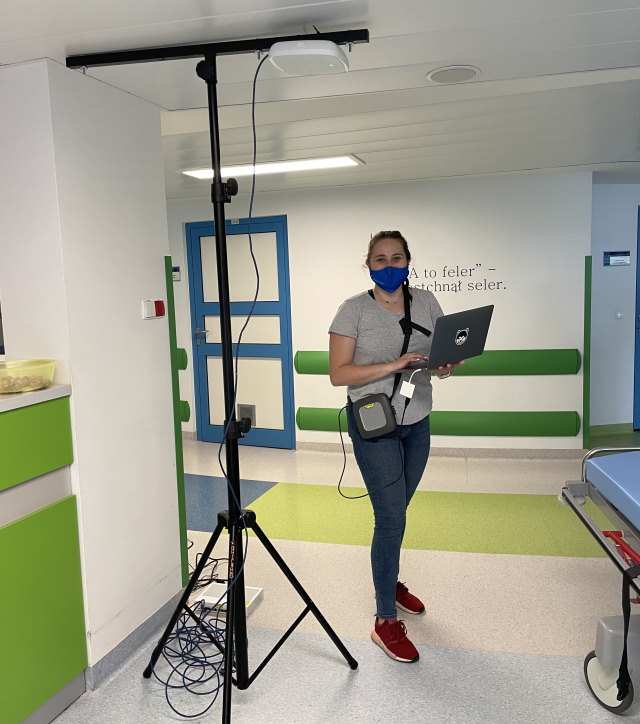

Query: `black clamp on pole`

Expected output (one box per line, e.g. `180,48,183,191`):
213,177,239,204
226,417,252,440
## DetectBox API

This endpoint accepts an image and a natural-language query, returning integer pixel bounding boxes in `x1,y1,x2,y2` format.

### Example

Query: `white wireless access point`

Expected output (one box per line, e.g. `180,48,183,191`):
268,40,349,75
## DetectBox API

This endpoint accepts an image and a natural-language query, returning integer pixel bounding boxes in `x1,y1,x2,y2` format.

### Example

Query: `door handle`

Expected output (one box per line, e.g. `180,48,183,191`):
193,328,209,345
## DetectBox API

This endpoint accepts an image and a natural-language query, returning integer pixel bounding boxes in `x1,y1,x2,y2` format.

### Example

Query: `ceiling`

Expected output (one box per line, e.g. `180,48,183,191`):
2,1,640,198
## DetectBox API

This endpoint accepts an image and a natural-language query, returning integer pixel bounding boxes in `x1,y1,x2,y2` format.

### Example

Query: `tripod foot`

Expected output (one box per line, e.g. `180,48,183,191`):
142,664,153,679
349,660,359,670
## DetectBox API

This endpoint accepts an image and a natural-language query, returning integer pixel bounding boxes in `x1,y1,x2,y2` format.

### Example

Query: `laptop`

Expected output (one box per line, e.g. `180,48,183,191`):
409,304,494,370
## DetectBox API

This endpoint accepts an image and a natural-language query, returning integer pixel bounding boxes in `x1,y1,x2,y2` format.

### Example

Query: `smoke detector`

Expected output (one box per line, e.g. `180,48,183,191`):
427,65,480,84
268,40,349,75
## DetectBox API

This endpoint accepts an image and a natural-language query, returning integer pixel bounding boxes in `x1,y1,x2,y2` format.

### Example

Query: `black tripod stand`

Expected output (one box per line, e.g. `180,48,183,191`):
142,52,358,724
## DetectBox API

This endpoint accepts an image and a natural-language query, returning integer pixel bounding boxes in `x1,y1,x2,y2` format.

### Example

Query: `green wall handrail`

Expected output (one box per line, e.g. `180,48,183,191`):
296,407,581,437
582,256,592,449
175,347,189,371
294,349,581,376
165,256,189,586
179,400,191,423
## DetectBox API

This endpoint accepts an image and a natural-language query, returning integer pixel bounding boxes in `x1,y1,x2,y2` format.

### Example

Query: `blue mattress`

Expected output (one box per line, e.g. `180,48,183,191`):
586,452,640,533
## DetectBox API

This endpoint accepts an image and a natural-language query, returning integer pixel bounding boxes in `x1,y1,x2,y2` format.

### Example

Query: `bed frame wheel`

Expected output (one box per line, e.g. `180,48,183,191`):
584,650,634,713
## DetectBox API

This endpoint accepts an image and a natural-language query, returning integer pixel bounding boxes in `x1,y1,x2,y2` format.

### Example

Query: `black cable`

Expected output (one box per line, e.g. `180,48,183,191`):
213,49,269,621
152,600,228,718
216,52,269,516
336,405,405,500
158,53,269,719
190,553,229,592
399,397,411,426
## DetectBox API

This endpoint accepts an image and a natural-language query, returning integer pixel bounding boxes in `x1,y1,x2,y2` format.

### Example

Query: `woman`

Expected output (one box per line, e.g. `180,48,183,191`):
329,230,460,663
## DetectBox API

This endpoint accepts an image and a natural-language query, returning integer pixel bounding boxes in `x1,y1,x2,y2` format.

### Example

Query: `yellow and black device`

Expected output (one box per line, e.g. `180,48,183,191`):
352,393,397,439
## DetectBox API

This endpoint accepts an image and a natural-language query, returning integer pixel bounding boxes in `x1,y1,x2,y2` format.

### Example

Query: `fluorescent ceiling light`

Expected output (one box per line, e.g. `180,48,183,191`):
183,156,362,179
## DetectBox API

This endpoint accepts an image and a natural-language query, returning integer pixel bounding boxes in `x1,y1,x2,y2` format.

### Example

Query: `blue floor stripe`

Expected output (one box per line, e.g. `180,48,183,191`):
185,474,277,532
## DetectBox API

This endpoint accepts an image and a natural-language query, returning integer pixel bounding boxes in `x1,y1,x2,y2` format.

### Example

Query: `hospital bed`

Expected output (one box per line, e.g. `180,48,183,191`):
561,447,640,714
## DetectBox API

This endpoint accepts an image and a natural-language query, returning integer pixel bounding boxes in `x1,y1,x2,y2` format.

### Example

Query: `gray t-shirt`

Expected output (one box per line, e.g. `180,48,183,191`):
329,288,444,425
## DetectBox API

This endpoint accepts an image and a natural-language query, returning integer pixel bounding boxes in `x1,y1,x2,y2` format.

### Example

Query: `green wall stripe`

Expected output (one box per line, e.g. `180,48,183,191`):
0,396,73,492
165,256,189,586
583,256,592,449
453,349,581,375
296,406,348,432
296,407,581,436
430,411,580,436
1,496,87,724
294,349,581,376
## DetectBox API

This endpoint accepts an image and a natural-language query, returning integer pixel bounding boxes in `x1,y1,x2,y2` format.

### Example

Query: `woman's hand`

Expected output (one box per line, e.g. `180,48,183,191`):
434,360,465,378
389,353,429,372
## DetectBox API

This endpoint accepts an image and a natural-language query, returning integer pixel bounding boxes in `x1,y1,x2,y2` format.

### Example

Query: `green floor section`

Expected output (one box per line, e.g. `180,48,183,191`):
248,483,610,557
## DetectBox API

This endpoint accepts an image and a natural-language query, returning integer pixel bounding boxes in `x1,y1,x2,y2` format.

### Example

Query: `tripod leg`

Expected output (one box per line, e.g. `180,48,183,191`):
250,518,358,670
227,524,249,689
143,518,226,678
221,517,249,720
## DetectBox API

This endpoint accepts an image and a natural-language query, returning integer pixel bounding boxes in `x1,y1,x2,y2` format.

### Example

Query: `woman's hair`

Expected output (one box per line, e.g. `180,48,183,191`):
366,230,411,266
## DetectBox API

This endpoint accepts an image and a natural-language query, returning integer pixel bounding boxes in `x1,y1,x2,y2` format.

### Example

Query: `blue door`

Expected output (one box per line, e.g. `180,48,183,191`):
635,208,640,429
186,215,295,448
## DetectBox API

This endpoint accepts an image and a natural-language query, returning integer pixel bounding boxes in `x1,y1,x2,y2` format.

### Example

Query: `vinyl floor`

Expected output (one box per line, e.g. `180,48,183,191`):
53,441,639,723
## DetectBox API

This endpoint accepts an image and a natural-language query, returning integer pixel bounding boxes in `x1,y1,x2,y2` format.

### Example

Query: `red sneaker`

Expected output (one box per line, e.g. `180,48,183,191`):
371,618,419,663
396,581,425,614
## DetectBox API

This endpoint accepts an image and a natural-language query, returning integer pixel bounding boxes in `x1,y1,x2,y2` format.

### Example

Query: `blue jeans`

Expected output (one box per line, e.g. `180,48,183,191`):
347,406,431,619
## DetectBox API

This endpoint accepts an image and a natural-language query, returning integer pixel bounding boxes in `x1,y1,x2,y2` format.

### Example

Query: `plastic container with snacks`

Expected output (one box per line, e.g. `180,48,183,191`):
0,359,56,393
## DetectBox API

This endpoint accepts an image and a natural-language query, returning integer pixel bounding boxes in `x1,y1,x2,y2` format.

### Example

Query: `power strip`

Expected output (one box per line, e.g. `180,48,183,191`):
200,581,264,616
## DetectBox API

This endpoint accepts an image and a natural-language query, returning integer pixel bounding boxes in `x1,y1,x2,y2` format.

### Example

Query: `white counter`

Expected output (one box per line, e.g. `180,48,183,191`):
0,383,71,413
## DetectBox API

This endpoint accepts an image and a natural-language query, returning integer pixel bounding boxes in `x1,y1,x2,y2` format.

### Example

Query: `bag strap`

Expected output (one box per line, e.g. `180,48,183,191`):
390,281,413,399
368,282,432,400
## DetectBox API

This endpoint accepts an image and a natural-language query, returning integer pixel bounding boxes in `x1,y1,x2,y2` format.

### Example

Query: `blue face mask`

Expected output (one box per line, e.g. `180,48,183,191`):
369,265,409,293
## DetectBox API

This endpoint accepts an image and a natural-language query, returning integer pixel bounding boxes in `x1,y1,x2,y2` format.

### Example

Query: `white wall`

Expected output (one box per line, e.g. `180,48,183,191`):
0,60,181,665
168,171,592,449
590,183,639,425
0,61,72,374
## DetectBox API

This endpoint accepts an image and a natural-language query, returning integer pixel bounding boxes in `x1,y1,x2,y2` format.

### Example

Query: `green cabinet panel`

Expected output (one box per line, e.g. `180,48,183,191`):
0,396,73,492
1,496,87,724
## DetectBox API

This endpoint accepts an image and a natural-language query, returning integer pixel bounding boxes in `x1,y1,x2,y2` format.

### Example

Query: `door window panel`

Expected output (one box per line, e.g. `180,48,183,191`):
205,315,281,345
200,232,279,303
206,356,284,430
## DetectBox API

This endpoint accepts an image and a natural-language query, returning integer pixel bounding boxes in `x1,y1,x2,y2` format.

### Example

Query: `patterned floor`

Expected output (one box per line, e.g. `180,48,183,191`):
53,440,638,723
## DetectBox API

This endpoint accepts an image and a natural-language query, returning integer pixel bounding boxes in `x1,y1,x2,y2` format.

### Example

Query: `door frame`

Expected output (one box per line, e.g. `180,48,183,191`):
634,207,640,430
185,214,296,448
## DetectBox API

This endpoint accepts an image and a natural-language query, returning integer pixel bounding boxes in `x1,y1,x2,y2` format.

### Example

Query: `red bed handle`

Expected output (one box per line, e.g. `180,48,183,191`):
604,530,640,566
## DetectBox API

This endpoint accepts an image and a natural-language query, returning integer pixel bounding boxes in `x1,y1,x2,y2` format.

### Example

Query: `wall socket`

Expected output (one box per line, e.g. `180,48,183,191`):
237,404,256,427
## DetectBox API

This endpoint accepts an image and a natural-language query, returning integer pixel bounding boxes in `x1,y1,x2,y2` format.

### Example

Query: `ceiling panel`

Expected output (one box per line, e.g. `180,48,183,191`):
1,0,640,197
